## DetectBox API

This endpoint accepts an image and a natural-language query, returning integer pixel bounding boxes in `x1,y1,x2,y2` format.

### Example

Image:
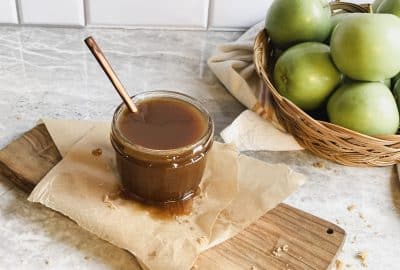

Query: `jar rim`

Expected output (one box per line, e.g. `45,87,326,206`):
111,90,214,157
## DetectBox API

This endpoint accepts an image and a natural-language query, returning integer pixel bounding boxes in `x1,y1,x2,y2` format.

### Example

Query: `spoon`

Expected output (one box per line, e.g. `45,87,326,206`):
84,36,138,113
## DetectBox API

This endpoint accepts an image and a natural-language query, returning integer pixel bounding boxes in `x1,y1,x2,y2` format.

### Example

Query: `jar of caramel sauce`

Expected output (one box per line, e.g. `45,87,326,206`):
111,90,214,204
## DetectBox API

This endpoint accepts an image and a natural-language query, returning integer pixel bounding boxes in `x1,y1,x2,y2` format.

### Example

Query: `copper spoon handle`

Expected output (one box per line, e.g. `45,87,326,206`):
84,36,138,113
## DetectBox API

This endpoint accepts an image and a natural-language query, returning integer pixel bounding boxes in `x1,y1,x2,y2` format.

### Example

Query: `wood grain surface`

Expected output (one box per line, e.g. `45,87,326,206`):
0,124,345,270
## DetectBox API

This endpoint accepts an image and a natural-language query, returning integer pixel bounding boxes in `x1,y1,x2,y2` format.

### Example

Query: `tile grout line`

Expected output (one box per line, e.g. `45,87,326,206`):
83,0,89,26
15,0,22,24
206,0,212,30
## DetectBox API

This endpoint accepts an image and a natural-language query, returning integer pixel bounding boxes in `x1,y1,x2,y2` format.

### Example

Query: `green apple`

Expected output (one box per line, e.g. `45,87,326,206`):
327,82,399,136
265,0,331,48
373,0,386,11
330,14,400,81
273,42,342,110
376,0,400,16
328,13,362,39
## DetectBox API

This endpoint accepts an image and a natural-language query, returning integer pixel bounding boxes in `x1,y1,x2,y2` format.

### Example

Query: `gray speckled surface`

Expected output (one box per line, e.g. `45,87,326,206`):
0,26,399,269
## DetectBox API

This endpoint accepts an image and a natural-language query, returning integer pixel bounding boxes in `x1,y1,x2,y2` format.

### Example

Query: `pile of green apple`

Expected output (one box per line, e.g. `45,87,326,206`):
265,0,400,136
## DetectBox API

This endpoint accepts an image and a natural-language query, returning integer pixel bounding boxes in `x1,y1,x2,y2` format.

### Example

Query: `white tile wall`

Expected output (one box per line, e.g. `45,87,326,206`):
19,0,85,26
209,0,272,29
85,0,209,29
0,0,375,29
0,0,18,24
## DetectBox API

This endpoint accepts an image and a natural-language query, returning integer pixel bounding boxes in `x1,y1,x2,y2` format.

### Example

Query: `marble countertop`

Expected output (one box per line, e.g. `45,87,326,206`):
0,26,399,270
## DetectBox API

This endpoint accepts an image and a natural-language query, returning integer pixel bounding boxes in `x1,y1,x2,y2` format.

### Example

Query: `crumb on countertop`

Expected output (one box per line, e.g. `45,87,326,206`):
312,162,324,168
335,259,344,270
356,251,368,267
197,236,207,245
103,194,118,209
148,251,157,257
347,204,356,212
272,245,289,257
272,246,281,257
91,148,103,156
175,216,183,224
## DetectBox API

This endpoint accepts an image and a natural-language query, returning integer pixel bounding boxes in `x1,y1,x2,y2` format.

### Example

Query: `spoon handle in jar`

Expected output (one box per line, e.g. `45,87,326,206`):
84,36,138,113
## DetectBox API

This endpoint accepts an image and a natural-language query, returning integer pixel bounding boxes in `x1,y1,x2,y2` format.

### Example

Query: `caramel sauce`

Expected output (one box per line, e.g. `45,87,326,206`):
130,196,194,219
117,97,207,150
117,187,201,219
111,94,213,206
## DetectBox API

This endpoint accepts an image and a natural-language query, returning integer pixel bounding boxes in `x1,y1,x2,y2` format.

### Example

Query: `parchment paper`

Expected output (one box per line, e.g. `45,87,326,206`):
40,118,97,156
220,110,303,152
29,119,306,270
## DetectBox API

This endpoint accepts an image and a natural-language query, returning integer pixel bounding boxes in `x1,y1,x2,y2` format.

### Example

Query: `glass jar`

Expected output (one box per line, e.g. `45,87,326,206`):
110,90,214,204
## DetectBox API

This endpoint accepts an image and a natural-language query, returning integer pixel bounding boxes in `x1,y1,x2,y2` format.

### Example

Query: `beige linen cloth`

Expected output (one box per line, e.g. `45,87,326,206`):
208,22,303,151
28,119,306,270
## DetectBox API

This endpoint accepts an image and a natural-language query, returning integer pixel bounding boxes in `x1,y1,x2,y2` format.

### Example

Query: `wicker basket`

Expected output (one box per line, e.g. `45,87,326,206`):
254,1,400,167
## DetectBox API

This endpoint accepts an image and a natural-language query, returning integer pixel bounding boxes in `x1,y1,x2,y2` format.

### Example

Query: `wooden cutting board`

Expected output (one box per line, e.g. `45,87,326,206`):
0,124,345,270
